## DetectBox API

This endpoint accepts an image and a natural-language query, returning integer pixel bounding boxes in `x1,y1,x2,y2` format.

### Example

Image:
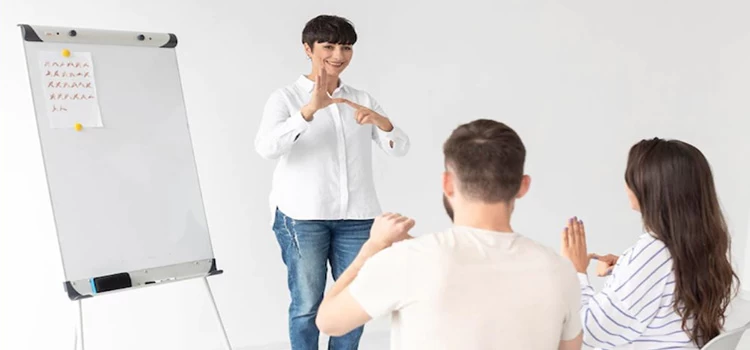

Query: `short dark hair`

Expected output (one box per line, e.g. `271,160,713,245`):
302,15,357,49
443,119,526,203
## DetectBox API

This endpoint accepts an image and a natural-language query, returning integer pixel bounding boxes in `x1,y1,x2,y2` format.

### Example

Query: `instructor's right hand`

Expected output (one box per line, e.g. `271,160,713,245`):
301,67,336,120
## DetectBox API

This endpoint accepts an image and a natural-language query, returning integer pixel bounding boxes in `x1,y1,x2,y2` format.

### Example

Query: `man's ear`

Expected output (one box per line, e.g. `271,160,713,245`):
515,175,531,199
443,171,455,198
304,42,313,57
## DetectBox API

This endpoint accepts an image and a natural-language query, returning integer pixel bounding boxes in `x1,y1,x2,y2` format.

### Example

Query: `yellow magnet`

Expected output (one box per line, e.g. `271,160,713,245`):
62,49,71,57
74,123,82,131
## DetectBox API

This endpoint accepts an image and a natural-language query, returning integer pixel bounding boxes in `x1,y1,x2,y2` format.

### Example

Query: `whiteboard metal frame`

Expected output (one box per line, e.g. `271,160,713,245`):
20,23,177,48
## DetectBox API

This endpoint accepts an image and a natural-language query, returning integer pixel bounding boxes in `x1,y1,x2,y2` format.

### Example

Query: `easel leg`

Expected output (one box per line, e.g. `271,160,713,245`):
76,299,85,350
204,277,231,350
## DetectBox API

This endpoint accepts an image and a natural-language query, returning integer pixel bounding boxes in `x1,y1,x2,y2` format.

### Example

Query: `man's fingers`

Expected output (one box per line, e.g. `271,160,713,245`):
394,215,409,223
403,218,416,231
562,227,569,247
589,253,599,260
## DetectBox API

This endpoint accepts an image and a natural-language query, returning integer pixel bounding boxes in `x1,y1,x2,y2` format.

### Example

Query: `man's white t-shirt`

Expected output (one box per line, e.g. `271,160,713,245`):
348,225,582,350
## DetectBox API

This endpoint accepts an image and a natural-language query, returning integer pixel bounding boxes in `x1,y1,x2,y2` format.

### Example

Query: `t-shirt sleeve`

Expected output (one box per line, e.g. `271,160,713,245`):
348,241,418,319
561,260,584,340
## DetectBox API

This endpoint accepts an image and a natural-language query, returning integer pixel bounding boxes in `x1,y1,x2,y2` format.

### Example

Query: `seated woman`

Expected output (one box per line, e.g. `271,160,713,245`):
561,137,739,349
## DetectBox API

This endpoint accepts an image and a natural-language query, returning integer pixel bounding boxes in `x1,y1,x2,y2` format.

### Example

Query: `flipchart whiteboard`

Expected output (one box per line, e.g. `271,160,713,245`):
20,24,218,298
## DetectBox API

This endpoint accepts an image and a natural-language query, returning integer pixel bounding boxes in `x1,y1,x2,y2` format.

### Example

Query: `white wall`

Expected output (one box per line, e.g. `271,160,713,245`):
2,1,750,349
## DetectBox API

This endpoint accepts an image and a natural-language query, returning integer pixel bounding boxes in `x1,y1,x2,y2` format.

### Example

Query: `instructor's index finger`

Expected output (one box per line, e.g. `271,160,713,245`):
333,98,362,109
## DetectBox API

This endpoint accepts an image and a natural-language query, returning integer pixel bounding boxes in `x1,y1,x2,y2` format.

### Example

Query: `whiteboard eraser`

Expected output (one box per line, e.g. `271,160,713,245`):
92,272,132,293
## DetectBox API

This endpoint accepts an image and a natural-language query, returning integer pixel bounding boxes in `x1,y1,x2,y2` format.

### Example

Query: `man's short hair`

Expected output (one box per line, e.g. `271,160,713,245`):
443,119,526,203
302,15,358,49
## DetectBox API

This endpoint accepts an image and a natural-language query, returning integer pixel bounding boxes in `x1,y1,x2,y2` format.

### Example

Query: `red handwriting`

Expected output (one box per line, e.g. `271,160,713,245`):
49,93,95,101
46,61,90,68
45,70,91,78
44,58,97,108
45,81,94,89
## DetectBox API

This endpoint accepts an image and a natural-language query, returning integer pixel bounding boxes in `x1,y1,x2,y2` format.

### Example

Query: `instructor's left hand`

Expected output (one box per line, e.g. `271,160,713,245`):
334,99,394,132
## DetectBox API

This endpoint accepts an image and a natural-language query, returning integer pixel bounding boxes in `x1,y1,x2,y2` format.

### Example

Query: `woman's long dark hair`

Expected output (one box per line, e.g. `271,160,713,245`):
624,138,739,346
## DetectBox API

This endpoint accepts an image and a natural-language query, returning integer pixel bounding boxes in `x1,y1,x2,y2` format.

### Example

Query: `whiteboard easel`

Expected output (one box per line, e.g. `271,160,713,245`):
18,23,232,350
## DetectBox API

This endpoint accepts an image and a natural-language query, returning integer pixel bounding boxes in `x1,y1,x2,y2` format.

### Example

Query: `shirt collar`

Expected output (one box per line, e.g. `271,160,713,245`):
640,232,658,240
451,224,518,236
296,74,346,93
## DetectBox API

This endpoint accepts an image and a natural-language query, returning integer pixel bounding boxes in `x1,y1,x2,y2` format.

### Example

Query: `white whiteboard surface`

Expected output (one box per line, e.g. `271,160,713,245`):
21,25,214,283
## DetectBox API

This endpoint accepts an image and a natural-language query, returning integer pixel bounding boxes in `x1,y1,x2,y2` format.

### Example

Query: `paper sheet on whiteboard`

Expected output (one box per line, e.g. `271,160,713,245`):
38,51,103,129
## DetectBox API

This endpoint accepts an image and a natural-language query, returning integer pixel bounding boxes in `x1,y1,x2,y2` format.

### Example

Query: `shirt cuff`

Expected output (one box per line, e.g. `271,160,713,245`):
376,125,405,142
577,273,591,287
289,111,311,139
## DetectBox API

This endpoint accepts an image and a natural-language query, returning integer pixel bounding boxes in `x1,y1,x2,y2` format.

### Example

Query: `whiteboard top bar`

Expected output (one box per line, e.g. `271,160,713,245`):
19,24,177,48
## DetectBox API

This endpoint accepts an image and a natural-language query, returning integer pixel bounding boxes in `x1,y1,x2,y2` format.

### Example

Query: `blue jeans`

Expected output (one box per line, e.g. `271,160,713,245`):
273,208,372,350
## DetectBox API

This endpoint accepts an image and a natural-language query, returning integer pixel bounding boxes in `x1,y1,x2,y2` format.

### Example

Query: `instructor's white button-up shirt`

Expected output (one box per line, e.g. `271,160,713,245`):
255,75,410,222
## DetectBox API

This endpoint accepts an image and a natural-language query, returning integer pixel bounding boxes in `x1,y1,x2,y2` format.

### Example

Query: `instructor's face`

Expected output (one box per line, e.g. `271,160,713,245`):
308,42,353,77
443,194,454,222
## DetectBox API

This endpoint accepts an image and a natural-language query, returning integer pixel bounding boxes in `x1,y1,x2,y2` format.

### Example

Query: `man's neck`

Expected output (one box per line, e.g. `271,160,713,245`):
452,203,514,233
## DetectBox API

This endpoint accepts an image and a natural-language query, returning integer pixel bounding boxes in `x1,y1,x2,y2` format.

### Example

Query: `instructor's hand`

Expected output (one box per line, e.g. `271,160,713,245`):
335,99,394,132
301,67,337,120
367,213,415,250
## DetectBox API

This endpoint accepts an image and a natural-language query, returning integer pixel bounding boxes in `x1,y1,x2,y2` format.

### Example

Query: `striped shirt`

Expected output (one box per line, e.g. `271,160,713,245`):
579,233,698,349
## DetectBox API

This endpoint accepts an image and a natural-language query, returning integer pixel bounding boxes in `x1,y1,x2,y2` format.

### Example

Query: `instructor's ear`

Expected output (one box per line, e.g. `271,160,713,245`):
515,175,531,199
303,42,313,59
